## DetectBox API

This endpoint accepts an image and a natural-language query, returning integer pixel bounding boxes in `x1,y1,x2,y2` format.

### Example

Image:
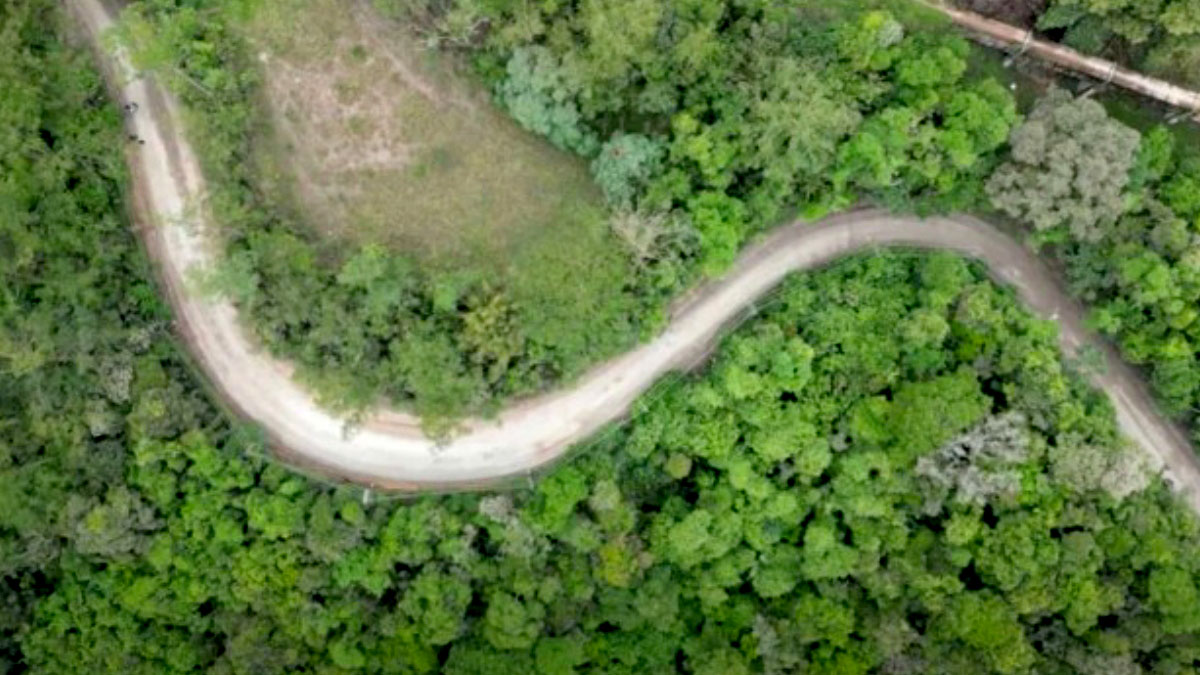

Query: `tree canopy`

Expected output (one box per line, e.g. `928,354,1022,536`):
119,0,1023,421
986,89,1141,242
5,0,1200,672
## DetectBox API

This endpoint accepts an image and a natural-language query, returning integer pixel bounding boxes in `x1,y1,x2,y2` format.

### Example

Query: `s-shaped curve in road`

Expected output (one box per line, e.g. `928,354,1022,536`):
72,0,1200,511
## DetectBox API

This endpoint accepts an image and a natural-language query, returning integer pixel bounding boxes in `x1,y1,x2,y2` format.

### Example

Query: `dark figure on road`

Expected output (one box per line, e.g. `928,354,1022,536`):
128,133,145,146
123,102,139,114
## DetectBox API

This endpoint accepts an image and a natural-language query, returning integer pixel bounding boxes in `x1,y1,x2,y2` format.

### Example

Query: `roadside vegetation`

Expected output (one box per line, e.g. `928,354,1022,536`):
119,0,666,429
119,0,1022,425
5,0,1200,671
1027,101,1200,445
6,32,1200,658
120,0,1200,447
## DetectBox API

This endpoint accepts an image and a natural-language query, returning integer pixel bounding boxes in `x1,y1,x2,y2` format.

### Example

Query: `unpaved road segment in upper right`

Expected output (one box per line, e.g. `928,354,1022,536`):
72,0,1200,512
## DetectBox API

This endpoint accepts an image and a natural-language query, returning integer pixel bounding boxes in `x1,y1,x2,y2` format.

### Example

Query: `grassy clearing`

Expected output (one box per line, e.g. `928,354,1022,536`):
239,0,611,273
219,0,653,417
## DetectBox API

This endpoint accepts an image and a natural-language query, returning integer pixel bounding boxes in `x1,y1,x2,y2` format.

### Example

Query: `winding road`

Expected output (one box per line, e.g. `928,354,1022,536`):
72,0,1200,511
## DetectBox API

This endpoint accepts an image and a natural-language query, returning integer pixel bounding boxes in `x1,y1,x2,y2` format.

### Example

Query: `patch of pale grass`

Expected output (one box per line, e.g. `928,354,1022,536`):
240,0,606,271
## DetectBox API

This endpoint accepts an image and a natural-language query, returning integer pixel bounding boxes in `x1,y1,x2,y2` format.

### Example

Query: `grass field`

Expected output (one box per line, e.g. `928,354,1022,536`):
239,0,613,273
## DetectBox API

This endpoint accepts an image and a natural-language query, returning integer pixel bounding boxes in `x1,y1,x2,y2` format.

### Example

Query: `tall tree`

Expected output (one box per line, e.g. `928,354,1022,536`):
986,89,1141,242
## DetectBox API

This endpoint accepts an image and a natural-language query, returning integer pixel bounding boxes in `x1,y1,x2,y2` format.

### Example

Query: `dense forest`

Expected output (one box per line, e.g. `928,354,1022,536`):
5,0,1200,672
0,0,220,666
14,228,1200,671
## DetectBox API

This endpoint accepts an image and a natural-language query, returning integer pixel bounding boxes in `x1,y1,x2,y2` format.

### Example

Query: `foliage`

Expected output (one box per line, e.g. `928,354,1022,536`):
833,28,1019,211
117,0,1027,424
1047,120,1200,443
1039,0,1200,46
1142,34,1200,88
980,91,1200,448
915,412,1032,511
1035,0,1200,87
116,1,693,426
13,212,1200,672
477,0,1016,253
11,1,1200,673
590,133,666,208
0,0,215,666
498,46,599,156
987,89,1141,242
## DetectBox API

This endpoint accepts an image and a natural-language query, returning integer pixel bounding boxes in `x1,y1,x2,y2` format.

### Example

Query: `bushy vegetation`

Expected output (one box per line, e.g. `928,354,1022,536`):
0,0,222,666
106,0,1200,443
8,2,1200,672
479,2,1018,239
963,0,1200,88
15,170,1200,668
1038,0,1200,63
117,0,696,429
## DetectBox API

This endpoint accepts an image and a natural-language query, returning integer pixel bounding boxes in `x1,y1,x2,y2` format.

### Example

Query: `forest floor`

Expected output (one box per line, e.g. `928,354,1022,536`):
241,0,608,272
75,0,1200,510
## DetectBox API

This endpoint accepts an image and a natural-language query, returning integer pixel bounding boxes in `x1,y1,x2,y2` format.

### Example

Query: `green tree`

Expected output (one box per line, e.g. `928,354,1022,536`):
590,133,666,207
687,191,747,275
483,592,545,650
986,90,1141,241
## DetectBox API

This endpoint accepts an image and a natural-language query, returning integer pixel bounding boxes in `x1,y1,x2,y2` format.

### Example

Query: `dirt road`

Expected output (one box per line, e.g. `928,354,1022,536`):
72,0,1200,510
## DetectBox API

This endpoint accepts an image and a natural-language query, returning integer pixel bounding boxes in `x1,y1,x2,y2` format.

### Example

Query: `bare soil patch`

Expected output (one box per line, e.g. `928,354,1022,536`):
243,0,604,268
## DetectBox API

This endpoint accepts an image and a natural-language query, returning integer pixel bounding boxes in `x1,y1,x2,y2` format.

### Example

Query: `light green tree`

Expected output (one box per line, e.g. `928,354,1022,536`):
590,133,666,207
986,89,1141,242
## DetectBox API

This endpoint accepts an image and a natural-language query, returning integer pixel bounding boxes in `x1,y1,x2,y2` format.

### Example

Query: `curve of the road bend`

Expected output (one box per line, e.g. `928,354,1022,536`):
73,0,1200,512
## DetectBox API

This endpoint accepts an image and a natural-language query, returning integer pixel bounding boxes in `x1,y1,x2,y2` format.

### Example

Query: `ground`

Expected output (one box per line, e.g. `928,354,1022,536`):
241,0,611,272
